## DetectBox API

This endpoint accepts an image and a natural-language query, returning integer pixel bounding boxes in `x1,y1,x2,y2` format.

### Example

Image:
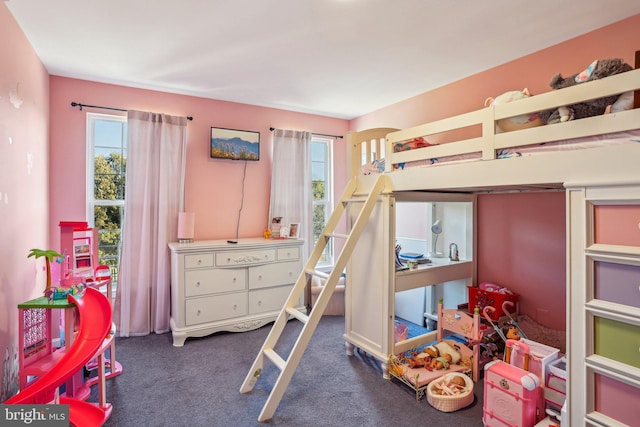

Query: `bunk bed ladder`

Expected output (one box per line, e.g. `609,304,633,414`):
240,174,387,422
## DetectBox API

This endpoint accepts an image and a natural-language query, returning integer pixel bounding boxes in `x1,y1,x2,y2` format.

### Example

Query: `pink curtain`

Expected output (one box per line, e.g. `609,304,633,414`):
115,110,187,336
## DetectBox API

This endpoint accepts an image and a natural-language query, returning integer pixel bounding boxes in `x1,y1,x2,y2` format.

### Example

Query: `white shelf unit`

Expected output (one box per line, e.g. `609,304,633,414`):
344,191,476,378
566,182,640,427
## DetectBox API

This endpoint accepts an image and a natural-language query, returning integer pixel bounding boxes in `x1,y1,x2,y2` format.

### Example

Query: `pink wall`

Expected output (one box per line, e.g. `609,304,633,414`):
477,192,566,328
48,78,350,250
0,3,50,400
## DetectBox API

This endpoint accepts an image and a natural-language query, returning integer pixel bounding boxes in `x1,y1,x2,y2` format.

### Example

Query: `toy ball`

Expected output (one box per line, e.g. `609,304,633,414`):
485,88,543,132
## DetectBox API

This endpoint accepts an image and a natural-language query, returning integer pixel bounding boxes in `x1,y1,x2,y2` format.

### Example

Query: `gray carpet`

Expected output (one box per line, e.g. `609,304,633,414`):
97,316,484,426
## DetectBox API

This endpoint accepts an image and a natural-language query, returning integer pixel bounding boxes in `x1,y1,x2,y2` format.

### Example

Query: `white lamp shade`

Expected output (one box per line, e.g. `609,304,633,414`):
431,219,442,234
178,212,195,240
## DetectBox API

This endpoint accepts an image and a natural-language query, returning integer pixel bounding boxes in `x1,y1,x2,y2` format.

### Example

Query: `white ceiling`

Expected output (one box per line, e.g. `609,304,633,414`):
6,0,640,119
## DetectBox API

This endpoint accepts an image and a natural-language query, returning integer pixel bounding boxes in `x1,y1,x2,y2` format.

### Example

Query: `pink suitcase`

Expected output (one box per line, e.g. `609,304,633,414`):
483,340,544,427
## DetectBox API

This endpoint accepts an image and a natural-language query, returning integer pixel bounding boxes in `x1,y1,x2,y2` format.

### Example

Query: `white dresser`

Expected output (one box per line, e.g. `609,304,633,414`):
169,238,304,346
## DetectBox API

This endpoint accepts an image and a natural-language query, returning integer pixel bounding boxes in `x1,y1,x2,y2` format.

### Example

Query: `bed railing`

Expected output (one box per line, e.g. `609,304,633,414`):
349,67,640,177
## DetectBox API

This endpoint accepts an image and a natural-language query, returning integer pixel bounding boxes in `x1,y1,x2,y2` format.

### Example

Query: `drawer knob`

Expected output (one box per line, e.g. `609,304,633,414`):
227,257,231,263
233,278,236,283
258,275,262,280
197,259,202,265
233,304,237,310
196,281,201,287
197,309,201,316
258,300,262,306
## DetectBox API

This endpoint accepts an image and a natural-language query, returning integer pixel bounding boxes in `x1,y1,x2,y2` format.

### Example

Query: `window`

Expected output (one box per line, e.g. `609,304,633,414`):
87,113,127,297
311,137,333,266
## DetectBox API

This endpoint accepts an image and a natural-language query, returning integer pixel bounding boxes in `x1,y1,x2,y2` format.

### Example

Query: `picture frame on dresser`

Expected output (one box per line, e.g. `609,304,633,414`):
288,223,299,238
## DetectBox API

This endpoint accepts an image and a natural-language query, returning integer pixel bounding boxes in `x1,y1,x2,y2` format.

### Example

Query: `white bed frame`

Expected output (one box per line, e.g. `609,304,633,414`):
342,66,640,426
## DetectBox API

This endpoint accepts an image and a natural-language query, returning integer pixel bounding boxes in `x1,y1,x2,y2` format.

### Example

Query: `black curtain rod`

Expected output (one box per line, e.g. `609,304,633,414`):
269,127,343,139
70,102,193,121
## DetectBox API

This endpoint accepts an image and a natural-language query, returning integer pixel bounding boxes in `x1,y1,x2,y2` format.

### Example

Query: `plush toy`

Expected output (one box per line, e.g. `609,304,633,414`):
539,58,634,124
484,88,543,133
430,353,452,370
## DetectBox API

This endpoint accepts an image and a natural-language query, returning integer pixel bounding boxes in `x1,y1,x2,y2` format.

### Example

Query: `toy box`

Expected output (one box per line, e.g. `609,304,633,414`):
467,286,519,321
510,338,560,384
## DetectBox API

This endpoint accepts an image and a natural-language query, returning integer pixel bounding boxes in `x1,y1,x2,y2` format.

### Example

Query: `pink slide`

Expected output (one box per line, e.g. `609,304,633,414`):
5,287,113,426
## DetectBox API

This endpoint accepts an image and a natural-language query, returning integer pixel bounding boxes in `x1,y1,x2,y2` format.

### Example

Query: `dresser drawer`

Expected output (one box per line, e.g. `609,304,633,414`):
216,249,275,267
184,268,246,297
592,372,640,426
185,293,247,325
593,204,640,247
249,261,301,290
249,285,293,315
594,261,640,308
593,316,640,369
277,246,300,261
184,253,214,269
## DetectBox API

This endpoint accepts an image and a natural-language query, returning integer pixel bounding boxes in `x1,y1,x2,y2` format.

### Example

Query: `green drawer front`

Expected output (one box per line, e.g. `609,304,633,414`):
594,317,640,369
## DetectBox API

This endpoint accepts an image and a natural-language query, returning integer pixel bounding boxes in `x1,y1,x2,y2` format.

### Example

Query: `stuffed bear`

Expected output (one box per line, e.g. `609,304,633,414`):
539,58,634,124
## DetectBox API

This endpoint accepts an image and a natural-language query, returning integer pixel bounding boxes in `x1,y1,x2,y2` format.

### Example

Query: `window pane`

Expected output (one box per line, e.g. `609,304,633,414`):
311,142,326,159
311,162,326,182
312,180,326,201
94,120,126,148
90,114,126,299
313,204,327,236
311,137,332,267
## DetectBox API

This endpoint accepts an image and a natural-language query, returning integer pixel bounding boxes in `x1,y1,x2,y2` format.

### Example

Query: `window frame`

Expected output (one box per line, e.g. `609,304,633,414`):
311,136,334,267
86,112,127,298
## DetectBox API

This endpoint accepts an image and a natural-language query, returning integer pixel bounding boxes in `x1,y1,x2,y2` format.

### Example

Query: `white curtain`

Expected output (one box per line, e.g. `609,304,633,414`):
115,110,187,336
269,129,312,260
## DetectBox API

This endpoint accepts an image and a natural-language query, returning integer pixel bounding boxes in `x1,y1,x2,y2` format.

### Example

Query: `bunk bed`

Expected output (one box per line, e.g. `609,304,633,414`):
342,60,640,426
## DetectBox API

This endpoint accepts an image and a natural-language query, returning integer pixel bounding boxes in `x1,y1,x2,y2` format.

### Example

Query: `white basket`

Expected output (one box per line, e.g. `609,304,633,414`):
426,373,474,412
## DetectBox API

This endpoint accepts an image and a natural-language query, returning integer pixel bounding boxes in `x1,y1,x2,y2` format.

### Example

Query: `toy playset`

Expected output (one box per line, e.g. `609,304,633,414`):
4,221,121,426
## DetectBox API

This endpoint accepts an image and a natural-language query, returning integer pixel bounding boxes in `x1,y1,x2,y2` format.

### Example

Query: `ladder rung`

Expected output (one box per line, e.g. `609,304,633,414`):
326,232,349,239
341,197,365,204
285,307,309,324
263,348,286,371
305,269,329,279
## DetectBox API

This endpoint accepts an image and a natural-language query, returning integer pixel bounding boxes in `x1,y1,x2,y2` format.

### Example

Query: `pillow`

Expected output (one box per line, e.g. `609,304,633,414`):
435,341,461,364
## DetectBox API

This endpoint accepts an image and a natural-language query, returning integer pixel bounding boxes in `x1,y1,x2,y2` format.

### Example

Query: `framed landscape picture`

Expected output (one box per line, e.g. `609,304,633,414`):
210,127,260,161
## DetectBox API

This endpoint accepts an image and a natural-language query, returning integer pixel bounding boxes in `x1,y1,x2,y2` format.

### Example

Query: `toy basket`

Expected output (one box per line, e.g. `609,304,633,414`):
426,372,474,412
468,286,519,321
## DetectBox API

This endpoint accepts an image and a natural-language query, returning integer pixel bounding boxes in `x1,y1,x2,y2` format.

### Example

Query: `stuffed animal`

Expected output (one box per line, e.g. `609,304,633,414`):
539,58,634,124
430,353,452,370
484,88,543,133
